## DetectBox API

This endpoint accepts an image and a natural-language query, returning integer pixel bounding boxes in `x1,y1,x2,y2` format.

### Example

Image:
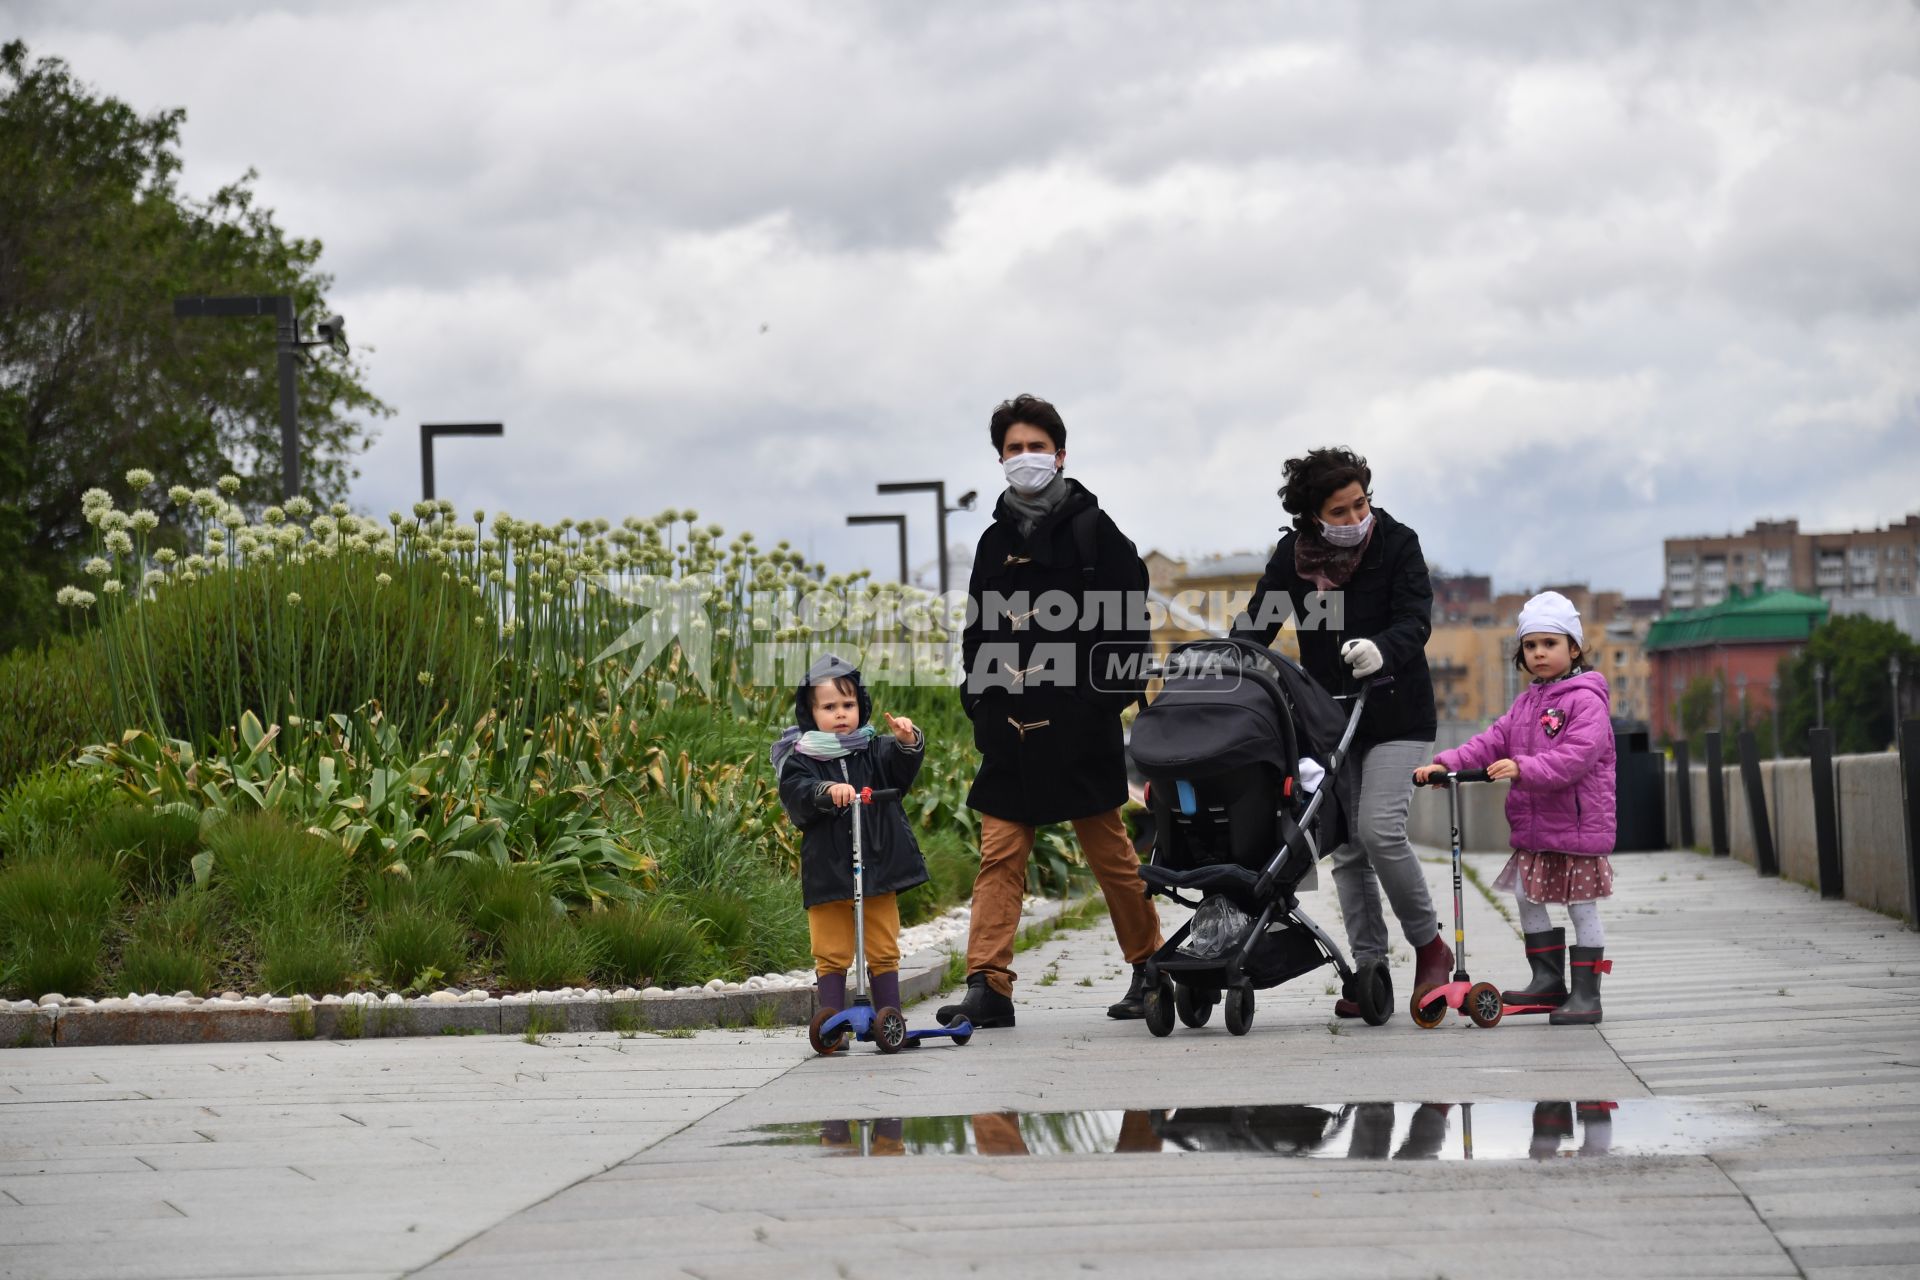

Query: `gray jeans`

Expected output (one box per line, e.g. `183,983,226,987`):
1332,738,1441,965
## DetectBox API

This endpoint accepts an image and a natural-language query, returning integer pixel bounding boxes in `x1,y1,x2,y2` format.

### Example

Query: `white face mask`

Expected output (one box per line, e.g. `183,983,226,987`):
1003,452,1061,494
1319,510,1374,547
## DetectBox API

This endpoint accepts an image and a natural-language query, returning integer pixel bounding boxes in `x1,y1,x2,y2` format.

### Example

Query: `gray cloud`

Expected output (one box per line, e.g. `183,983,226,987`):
10,0,1919,593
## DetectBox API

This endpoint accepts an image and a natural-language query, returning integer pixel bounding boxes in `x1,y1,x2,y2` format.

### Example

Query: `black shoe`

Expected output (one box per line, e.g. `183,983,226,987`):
1502,928,1569,1013
1106,964,1149,1020
937,973,1016,1029
1549,947,1607,1025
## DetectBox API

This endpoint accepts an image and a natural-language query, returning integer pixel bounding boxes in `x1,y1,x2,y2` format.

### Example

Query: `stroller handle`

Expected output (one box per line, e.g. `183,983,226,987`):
1416,768,1491,787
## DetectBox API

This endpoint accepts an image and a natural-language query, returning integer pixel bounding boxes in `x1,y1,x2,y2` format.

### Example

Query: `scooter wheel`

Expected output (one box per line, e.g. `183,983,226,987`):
808,1008,848,1055
871,1006,908,1054
1353,959,1393,1027
1174,981,1215,1028
1466,982,1504,1028
950,1028,972,1047
1143,976,1176,1037
1409,984,1448,1029
1224,983,1255,1037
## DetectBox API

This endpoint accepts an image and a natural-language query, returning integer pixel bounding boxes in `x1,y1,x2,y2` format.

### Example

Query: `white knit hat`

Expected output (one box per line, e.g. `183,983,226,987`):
1516,590,1583,647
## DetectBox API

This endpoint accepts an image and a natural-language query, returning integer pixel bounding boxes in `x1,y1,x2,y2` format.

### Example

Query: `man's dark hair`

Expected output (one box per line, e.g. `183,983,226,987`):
989,393,1066,453
1278,446,1372,533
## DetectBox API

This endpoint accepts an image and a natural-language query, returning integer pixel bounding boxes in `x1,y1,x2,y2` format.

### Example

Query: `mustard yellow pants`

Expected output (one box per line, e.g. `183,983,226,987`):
807,892,901,977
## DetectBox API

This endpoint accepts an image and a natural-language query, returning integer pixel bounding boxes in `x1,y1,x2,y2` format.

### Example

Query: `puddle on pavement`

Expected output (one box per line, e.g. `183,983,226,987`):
738,1100,1770,1161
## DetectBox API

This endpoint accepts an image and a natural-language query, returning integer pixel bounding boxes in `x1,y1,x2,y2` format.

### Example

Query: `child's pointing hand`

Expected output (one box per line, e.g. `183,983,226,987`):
883,712,920,744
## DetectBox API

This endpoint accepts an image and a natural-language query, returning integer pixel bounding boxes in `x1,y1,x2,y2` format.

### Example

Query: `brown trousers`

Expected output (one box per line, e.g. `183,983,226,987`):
807,893,900,977
966,807,1163,997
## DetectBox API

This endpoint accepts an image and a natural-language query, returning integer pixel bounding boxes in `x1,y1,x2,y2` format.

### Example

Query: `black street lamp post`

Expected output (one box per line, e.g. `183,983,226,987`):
172,295,346,499
421,423,505,501
875,481,977,597
847,514,909,584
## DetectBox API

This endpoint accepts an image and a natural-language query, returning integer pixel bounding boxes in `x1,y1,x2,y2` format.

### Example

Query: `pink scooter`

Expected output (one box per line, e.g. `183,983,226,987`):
1409,768,1503,1030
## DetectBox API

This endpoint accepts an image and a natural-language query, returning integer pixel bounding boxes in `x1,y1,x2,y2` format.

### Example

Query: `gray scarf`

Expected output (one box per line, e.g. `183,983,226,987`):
1002,474,1071,536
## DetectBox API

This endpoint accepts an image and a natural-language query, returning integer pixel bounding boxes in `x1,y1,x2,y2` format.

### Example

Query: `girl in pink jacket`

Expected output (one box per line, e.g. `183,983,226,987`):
1416,592,1616,1025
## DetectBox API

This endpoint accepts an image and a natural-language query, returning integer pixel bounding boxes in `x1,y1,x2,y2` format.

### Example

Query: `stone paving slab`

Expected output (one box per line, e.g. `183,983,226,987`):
3,848,1916,1279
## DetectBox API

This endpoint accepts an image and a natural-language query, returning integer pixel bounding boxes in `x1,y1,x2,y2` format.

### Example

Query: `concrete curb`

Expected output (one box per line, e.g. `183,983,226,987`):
3,897,1075,1049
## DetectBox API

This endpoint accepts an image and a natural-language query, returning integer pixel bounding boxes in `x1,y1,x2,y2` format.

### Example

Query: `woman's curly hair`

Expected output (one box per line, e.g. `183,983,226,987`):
1279,446,1373,534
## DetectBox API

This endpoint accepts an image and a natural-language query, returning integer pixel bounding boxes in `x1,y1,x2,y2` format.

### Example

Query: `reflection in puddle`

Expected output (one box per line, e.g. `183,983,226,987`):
741,1100,1767,1161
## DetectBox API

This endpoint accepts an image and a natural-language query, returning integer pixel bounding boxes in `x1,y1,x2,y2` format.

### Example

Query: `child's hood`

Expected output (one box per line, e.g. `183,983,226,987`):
1529,668,1611,712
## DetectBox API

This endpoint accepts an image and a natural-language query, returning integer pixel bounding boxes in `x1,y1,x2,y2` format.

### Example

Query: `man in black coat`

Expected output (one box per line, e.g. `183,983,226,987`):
936,394,1163,1030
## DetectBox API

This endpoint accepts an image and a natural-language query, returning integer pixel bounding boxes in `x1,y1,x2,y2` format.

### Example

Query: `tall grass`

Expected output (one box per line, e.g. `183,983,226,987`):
116,889,220,995
0,858,121,998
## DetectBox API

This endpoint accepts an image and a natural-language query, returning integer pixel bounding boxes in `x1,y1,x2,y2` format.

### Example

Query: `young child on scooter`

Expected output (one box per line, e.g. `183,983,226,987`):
771,654,928,1022
1414,592,1617,1024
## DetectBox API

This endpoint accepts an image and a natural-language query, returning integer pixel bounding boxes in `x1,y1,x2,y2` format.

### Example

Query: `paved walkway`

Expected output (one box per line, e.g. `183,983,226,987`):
3,848,1916,1279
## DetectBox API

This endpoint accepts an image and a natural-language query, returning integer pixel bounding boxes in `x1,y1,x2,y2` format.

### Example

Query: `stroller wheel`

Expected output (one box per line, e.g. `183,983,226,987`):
1174,981,1215,1028
1409,984,1448,1029
1353,959,1393,1027
871,1007,908,1054
1224,983,1255,1037
1143,975,1176,1037
1466,982,1504,1029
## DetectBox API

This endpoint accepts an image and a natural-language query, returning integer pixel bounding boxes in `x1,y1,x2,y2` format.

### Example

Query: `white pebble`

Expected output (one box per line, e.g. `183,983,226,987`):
641,986,666,997
219,991,243,1002
703,979,724,992
383,993,404,1006
426,991,458,1004
37,993,64,1007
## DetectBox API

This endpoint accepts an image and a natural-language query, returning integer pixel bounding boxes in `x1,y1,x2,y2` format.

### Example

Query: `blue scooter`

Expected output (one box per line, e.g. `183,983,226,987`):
807,786,973,1055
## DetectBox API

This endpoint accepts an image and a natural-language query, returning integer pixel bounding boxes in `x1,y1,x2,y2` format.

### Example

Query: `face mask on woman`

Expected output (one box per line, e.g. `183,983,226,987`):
1319,511,1374,547
1003,452,1061,494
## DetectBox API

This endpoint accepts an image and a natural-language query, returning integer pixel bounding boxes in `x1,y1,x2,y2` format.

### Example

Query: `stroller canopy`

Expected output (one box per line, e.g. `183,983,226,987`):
1128,638,1348,778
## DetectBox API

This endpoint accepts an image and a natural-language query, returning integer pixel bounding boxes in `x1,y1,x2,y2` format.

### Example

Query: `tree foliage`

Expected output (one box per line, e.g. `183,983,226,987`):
1776,614,1918,755
0,41,388,651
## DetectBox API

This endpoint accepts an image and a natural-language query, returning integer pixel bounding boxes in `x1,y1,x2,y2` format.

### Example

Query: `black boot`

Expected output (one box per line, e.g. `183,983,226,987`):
1549,947,1607,1025
1106,964,1149,1020
1530,1101,1573,1160
1502,928,1568,1013
936,973,1015,1028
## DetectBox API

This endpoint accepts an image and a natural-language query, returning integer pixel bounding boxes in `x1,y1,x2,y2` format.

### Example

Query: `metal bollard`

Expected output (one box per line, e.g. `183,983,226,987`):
1738,730,1778,877
1809,728,1842,900
1902,719,1920,927
1705,731,1729,857
1673,739,1695,849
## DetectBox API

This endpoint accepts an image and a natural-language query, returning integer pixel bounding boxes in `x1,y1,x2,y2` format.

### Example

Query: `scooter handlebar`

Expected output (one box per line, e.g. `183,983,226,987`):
1415,768,1491,787
855,787,901,804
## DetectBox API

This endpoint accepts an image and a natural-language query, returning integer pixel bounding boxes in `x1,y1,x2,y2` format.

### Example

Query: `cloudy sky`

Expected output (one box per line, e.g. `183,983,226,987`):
12,0,1920,594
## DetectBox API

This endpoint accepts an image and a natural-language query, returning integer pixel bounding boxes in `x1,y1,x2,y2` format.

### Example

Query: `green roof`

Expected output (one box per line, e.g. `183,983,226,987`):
1645,587,1830,652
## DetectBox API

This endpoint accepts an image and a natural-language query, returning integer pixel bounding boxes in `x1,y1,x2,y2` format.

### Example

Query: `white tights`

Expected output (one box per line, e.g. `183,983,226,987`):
1514,889,1605,949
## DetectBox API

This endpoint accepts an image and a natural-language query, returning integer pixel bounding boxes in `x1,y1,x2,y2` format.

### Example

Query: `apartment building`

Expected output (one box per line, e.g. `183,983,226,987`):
1664,514,1920,611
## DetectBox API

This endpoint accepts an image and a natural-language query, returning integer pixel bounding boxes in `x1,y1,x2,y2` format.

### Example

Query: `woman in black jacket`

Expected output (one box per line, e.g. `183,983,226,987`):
1233,446,1451,1019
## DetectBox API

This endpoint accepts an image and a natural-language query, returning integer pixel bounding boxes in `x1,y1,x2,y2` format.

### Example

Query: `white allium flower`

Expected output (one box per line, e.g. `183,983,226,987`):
389,510,403,525
178,571,197,584
501,617,517,637
285,496,314,518
72,589,96,609
104,531,134,555
55,585,79,606
311,515,337,538
130,509,160,533
81,487,113,511
315,541,338,559
125,468,155,490
101,578,124,595
221,509,245,529
412,501,435,519
472,509,486,524
261,505,285,525
100,510,130,533
416,670,434,686
144,570,164,588
167,485,193,506
217,474,242,494
376,572,393,587
155,548,178,565
330,502,348,517
286,592,302,606
184,555,207,573
274,527,300,549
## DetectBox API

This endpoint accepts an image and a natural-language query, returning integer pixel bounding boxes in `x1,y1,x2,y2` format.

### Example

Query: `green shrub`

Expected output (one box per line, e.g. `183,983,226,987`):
678,882,806,980
365,872,470,991
116,890,221,996
898,826,976,927
258,914,356,997
205,812,346,921
466,861,547,948
499,913,597,990
0,857,122,998
0,638,111,791
0,764,118,863
584,902,711,989
85,807,202,894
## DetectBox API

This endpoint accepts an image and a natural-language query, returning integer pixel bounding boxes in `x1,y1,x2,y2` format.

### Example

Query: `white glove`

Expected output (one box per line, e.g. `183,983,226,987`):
1340,638,1384,677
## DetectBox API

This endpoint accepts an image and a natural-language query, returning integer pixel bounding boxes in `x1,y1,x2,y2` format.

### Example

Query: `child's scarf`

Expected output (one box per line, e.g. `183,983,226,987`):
769,724,877,770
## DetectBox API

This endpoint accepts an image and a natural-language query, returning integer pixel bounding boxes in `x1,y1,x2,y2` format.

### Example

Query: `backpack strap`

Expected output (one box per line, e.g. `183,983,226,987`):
1070,505,1101,585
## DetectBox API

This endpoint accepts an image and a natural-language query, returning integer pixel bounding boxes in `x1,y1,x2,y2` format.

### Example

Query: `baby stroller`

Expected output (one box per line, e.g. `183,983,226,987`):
1128,637,1394,1036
